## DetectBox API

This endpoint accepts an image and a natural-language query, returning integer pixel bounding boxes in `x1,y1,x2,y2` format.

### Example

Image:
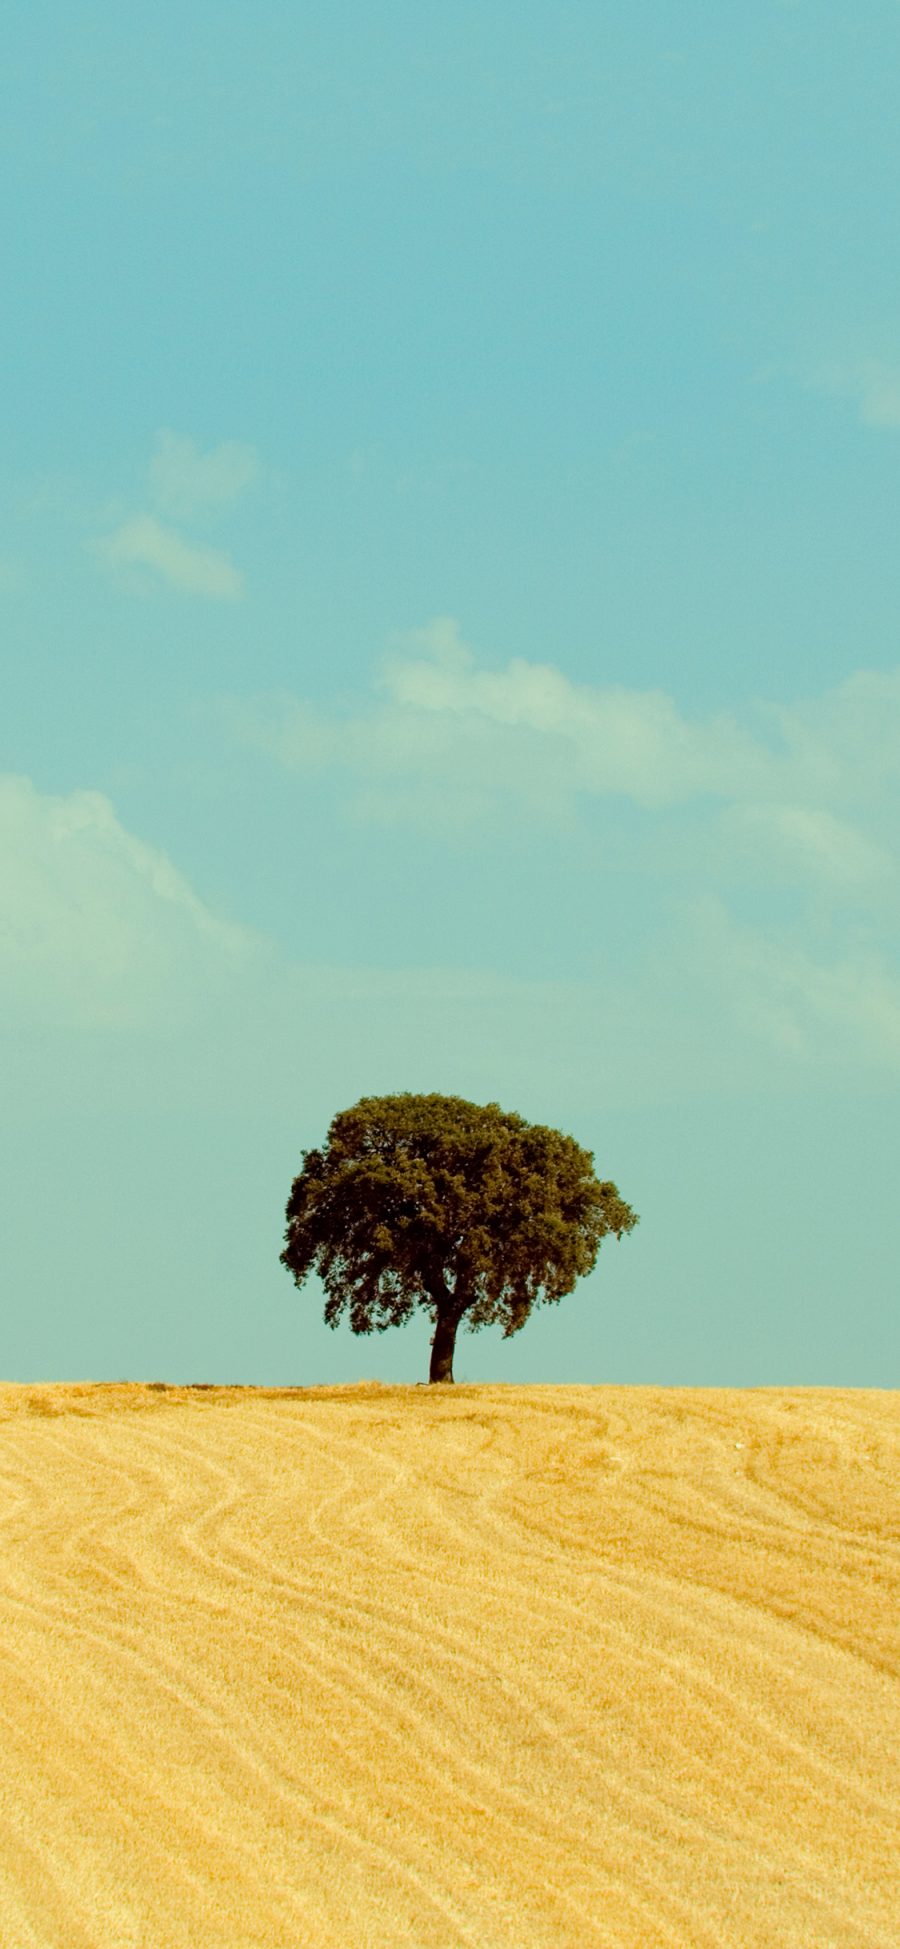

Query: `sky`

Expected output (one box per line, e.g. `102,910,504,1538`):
2,0,899,1386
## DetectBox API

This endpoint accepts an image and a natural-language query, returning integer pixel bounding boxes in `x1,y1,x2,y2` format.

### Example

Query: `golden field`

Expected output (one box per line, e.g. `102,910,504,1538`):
0,1382,896,1949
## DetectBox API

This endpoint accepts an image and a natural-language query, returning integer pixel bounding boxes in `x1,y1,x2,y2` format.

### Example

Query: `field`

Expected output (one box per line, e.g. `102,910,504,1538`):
0,1381,896,1948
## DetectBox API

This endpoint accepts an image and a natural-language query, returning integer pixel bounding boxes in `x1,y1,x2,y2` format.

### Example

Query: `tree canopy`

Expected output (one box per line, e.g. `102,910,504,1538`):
280,1092,638,1382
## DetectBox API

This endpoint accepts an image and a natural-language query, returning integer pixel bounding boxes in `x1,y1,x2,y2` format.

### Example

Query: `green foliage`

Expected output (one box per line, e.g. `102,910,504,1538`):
281,1094,638,1355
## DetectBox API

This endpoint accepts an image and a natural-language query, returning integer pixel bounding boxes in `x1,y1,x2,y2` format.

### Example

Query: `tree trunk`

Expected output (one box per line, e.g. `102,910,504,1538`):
429,1310,460,1383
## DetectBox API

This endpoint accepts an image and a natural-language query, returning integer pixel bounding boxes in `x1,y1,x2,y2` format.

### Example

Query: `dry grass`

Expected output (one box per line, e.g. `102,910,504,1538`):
0,1381,896,1948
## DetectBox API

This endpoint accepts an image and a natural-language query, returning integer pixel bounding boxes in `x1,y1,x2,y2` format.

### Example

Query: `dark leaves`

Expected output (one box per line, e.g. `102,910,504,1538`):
281,1093,638,1342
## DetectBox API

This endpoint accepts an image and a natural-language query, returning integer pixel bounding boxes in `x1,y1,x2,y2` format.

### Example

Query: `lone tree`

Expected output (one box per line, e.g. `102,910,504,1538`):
280,1092,638,1384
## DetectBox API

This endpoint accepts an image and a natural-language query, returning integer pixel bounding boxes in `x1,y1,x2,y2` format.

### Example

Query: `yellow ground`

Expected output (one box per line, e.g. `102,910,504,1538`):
0,1383,896,1949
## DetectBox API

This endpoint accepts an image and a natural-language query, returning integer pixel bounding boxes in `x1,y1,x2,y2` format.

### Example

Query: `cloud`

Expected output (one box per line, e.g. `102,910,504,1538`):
687,899,900,1075
0,774,261,1028
3,762,898,1117
149,430,260,520
235,616,781,825
233,617,900,846
768,666,900,805
854,365,900,429
94,514,243,600
90,430,259,598
382,620,779,807
402,629,900,812
720,803,893,890
812,360,900,431
8,612,894,1106
0,771,723,1109
226,623,900,1085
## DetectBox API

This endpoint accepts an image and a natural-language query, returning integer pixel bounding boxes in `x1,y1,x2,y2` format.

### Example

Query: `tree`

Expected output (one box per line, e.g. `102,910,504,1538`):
280,1092,638,1384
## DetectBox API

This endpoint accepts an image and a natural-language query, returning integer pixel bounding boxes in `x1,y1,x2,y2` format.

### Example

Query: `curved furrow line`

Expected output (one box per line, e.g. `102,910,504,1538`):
21,1403,897,1862
267,1524,897,1832
120,1414,370,1581
0,1545,702,1949
361,1428,822,1574
612,1455,900,1561
116,1413,435,1590
619,1473,900,1613
39,1486,894,1949
123,1446,899,1852
0,1451,57,1530
0,1497,764,1949
0,1423,225,1599
53,1415,267,1526
3,1500,595,1949
596,1505,900,1681
264,1582,892,1949
622,1467,838,1541
0,1807,98,1949
505,1476,900,1683
1,1389,895,1948
561,1559,900,1821
253,1612,896,1949
741,1471,900,1545
0,1607,488,1949
513,1443,892,1547
0,1687,268,1947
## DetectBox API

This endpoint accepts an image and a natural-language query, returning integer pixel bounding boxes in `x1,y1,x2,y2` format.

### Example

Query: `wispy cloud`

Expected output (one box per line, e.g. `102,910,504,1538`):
94,514,243,600
91,430,259,598
686,898,900,1073
0,773,260,1028
149,430,260,520
224,619,900,1081
720,803,893,890
3,759,898,1099
811,359,900,430
232,616,900,839
233,616,776,823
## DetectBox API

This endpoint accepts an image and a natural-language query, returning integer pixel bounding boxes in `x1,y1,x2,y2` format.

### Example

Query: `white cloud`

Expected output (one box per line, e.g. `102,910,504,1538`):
855,365,900,429
0,774,261,1028
0,771,722,1107
379,618,777,807
768,666,900,804
90,430,260,598
3,763,898,1110
228,624,900,1085
687,899,900,1074
236,615,780,825
149,430,260,520
235,617,900,843
94,514,243,600
720,803,893,889
812,360,900,431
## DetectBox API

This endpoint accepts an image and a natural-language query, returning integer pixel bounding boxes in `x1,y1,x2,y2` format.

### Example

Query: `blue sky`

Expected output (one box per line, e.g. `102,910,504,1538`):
2,0,899,1384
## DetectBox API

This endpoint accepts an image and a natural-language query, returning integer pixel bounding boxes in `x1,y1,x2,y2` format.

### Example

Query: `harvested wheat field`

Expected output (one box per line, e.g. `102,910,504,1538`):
0,1383,896,1949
